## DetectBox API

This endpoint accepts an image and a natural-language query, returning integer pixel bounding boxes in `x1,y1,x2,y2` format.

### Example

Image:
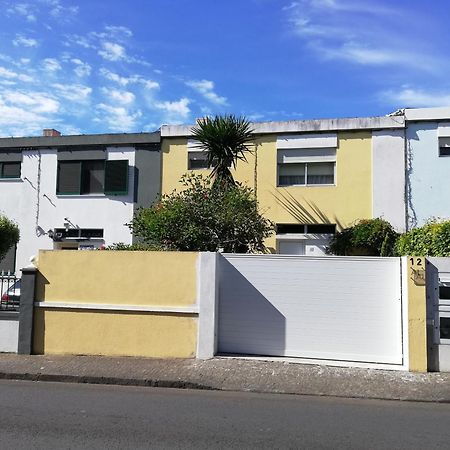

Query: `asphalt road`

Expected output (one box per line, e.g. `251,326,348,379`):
1,380,450,449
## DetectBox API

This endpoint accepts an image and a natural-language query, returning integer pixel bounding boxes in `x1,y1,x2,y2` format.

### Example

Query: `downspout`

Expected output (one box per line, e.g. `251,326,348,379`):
35,149,42,236
403,119,409,232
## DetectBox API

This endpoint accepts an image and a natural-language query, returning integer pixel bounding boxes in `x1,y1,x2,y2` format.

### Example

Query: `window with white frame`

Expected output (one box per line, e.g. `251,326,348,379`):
277,134,337,187
188,151,209,170
187,139,210,170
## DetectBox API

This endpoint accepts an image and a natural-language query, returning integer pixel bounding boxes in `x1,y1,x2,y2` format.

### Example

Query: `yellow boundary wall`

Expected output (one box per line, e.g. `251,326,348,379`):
407,256,428,372
33,251,199,358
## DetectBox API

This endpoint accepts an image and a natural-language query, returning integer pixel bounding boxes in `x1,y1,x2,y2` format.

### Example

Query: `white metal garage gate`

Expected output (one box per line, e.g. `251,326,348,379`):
218,255,405,368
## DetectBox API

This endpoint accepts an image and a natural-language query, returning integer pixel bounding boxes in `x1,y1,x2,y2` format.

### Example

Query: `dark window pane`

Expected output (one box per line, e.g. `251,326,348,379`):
279,175,305,186
440,147,450,156
104,160,128,195
276,224,306,234
278,163,305,186
307,224,336,234
307,162,335,185
81,160,104,194
1,162,21,178
440,317,450,339
188,152,209,170
439,286,450,300
80,229,104,239
57,161,81,194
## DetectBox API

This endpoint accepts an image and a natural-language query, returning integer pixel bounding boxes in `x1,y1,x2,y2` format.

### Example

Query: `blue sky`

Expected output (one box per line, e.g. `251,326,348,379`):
0,0,449,136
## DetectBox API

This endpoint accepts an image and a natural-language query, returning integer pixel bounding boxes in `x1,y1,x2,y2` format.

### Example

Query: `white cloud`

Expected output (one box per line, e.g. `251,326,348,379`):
380,87,450,108
13,34,38,47
65,34,94,49
1,90,59,113
104,25,132,37
42,0,79,19
96,103,141,131
71,59,91,77
42,58,62,72
102,88,135,105
52,83,92,102
91,25,133,40
154,97,191,123
99,68,159,90
99,68,129,86
7,3,36,22
284,0,444,72
98,41,127,61
0,66,33,83
186,79,228,105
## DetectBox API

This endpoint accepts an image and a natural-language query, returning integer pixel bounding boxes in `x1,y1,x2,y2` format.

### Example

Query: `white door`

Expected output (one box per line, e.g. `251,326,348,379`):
218,255,403,365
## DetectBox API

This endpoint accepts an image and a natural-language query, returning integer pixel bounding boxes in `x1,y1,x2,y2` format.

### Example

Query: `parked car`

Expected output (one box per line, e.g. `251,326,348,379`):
0,278,21,310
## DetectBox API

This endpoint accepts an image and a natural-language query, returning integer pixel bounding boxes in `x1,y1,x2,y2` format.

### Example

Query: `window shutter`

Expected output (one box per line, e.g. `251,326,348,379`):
104,160,128,195
57,161,81,194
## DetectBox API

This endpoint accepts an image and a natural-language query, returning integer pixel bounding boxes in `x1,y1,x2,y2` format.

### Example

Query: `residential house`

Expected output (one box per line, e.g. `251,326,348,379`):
161,115,406,255
404,107,450,229
0,129,160,273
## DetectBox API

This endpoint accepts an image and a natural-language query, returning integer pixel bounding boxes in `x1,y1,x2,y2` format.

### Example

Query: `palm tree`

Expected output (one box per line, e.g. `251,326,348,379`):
191,115,254,188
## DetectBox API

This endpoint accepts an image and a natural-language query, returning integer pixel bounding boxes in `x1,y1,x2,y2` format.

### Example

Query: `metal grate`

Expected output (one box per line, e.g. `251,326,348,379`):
0,273,20,311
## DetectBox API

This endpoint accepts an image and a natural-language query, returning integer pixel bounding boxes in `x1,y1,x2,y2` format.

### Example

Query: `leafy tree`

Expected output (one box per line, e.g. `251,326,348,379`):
395,219,450,256
191,115,254,188
0,215,19,260
327,218,398,256
129,174,274,253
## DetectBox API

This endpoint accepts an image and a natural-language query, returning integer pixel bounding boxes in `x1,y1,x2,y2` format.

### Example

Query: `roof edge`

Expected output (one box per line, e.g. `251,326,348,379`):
161,116,405,137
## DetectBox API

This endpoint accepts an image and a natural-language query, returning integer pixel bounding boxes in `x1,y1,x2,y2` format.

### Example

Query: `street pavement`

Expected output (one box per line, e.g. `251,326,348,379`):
2,354,450,402
1,379,450,449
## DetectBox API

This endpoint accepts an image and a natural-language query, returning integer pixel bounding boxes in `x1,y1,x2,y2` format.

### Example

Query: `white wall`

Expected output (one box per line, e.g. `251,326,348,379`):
406,122,450,228
0,314,18,353
0,147,136,273
372,130,406,232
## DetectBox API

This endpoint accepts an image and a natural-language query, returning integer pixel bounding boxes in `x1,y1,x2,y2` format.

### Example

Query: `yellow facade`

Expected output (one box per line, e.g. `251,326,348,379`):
162,131,373,251
36,250,198,306
407,257,428,372
33,309,197,358
33,251,199,358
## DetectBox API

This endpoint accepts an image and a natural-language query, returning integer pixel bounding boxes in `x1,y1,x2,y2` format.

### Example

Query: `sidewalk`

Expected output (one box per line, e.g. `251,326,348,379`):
1,354,450,402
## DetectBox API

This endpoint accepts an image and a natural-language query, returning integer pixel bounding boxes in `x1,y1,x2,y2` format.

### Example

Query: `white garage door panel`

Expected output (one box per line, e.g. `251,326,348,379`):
218,255,403,365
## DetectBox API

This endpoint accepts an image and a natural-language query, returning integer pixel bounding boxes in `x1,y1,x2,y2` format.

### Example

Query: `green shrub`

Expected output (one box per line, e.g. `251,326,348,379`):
395,220,450,256
103,242,160,251
327,218,398,256
0,215,20,260
129,173,274,253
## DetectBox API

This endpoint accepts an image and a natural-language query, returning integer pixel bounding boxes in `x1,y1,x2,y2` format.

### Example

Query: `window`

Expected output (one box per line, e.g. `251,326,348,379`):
188,151,209,170
278,162,334,186
439,137,450,156
0,162,21,179
52,228,104,240
277,147,336,187
57,160,128,195
277,224,336,234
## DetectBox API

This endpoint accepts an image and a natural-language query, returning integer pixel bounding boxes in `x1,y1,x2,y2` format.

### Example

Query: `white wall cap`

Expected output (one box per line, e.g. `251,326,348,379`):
161,116,405,138
405,107,450,121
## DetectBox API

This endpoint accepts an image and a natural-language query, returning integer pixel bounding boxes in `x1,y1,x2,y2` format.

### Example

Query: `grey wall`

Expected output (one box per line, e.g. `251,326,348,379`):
134,147,161,210
0,245,16,273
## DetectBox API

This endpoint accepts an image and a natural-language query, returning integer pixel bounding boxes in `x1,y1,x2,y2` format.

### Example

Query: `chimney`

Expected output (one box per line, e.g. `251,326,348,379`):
43,128,61,137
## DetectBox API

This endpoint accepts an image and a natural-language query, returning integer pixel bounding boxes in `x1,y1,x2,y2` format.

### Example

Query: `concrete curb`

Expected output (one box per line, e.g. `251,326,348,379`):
0,372,216,390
